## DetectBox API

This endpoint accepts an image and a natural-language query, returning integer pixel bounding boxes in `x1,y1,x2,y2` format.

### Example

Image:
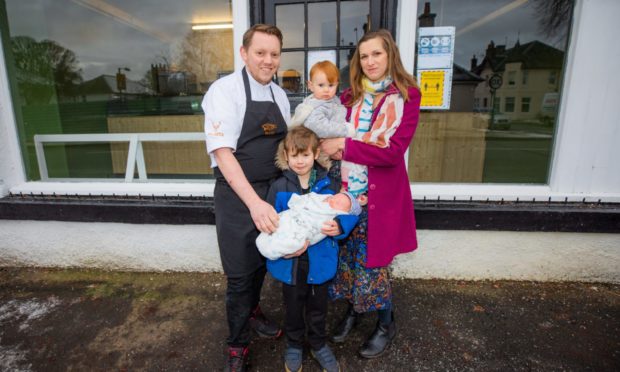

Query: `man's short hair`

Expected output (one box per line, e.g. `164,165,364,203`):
242,24,283,49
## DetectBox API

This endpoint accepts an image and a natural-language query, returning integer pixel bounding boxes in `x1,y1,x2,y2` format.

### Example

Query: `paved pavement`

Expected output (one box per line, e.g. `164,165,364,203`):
0,267,618,371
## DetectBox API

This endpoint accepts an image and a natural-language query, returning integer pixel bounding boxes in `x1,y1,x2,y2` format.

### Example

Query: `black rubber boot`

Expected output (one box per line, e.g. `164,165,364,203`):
358,314,396,359
330,305,360,343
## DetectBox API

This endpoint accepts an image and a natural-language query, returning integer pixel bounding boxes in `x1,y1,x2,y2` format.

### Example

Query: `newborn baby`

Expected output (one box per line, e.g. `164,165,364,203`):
257,192,361,260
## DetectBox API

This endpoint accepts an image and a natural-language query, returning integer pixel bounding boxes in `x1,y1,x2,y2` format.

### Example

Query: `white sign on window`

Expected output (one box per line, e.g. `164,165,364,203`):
416,27,455,110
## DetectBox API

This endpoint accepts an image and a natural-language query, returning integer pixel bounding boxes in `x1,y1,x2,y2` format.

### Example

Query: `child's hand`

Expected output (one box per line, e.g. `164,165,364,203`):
321,219,341,236
283,240,310,258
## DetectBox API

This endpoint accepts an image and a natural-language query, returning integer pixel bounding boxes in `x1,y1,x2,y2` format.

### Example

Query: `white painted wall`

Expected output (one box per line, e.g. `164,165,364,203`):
550,0,620,195
0,23,26,197
1,220,618,283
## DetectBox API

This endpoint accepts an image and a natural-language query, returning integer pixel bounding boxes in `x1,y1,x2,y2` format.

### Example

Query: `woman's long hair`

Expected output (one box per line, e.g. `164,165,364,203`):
346,29,419,106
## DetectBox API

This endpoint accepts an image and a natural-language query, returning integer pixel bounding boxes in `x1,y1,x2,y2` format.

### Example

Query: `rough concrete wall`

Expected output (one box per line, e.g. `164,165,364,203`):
1,220,619,283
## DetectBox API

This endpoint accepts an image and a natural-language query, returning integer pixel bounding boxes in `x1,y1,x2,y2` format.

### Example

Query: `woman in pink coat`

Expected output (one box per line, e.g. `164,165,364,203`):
321,29,421,359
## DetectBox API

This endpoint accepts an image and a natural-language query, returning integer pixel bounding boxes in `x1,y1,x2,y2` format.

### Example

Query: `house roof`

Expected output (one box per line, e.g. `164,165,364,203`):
79,75,149,95
453,63,484,83
473,40,564,74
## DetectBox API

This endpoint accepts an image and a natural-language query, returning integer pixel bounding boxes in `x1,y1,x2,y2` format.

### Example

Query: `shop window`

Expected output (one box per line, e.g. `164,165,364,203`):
411,0,573,184
521,97,531,113
2,0,234,181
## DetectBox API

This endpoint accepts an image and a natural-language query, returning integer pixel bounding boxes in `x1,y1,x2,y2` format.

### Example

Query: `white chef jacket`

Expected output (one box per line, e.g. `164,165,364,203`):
202,68,291,167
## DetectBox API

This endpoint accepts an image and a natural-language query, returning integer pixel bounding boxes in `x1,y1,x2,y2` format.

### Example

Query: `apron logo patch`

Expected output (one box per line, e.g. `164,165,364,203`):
262,123,277,136
208,121,224,137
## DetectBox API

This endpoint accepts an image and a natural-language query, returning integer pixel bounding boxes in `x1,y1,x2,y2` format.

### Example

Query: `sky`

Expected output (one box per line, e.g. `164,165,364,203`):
4,0,571,82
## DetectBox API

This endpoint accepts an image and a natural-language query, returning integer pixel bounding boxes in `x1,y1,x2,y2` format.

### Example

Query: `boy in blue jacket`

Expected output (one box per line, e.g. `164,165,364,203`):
264,126,359,372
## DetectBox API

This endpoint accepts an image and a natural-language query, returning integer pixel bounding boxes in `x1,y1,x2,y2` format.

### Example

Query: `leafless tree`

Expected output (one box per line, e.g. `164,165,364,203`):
534,0,573,42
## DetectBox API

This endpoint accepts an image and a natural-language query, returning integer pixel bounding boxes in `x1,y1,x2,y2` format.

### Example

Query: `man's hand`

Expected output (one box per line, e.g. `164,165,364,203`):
249,199,279,234
321,219,341,236
283,240,310,259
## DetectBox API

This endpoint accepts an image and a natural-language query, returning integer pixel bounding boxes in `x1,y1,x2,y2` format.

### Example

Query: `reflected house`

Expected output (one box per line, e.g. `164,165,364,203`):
471,40,564,123
79,74,150,102
449,64,484,112
151,64,199,96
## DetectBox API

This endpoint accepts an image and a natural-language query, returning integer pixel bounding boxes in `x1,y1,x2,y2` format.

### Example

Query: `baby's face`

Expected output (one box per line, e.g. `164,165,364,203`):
326,193,351,212
308,71,338,100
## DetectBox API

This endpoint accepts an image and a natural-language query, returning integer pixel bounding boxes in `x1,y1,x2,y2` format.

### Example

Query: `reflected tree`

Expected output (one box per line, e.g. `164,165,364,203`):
10,36,83,104
177,29,233,90
534,0,572,42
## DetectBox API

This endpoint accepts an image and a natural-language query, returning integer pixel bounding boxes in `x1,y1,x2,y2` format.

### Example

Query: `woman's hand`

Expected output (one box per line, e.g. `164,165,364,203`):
320,138,345,157
321,219,341,237
283,240,310,259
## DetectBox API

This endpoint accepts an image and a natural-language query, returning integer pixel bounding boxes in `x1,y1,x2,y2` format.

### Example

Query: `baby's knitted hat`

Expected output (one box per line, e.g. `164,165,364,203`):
343,191,362,216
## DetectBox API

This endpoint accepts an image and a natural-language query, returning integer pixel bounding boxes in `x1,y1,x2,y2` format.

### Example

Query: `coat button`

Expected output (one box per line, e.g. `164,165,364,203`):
369,204,376,210
369,184,376,190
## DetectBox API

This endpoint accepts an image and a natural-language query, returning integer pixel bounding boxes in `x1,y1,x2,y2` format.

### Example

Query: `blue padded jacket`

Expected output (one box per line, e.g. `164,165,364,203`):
265,166,358,285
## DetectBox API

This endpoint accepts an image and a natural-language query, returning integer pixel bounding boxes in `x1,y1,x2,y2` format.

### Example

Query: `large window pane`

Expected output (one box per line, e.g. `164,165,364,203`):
276,3,304,49
411,0,573,184
2,0,234,181
308,2,337,47
277,51,305,111
340,1,369,47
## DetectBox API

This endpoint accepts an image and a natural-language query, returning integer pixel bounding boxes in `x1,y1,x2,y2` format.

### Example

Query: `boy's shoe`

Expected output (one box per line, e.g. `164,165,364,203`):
223,346,249,372
284,346,303,372
249,305,283,338
311,345,340,372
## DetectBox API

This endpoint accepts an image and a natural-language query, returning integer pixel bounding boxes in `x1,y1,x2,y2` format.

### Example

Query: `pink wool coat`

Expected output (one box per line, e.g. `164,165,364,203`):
341,85,420,268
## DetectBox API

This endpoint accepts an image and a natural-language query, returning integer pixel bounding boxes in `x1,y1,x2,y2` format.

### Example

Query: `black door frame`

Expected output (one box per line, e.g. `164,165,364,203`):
250,0,397,97
252,0,398,35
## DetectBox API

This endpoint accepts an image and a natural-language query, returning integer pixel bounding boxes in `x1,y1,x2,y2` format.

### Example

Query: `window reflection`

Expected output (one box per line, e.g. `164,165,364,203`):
340,1,369,47
308,2,337,47
277,51,305,111
276,3,304,49
411,0,572,184
4,0,234,180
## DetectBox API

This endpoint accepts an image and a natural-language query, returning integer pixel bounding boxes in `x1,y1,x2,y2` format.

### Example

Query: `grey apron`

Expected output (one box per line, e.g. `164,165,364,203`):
214,68,287,277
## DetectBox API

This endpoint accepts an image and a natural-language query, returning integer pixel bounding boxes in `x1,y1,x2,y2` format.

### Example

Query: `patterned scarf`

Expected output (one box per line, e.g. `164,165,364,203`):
355,76,393,135
343,75,404,197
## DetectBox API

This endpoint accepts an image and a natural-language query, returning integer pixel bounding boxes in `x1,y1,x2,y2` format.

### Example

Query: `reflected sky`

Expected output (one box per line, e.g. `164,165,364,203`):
5,0,231,81
4,0,570,82
419,0,570,67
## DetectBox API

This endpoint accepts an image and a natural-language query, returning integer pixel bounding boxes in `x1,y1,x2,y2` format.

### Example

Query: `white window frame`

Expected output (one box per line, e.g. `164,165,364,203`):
2,0,619,202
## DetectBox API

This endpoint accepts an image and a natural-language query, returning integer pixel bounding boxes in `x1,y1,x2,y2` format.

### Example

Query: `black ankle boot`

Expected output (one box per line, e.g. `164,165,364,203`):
358,314,396,359
330,305,360,343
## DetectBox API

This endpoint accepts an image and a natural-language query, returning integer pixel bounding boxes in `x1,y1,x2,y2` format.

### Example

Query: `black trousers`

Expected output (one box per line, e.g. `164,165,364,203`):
225,265,266,346
282,257,328,351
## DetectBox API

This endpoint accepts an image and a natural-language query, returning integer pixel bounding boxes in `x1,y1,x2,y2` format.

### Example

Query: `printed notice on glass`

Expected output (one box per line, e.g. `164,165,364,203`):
416,27,455,110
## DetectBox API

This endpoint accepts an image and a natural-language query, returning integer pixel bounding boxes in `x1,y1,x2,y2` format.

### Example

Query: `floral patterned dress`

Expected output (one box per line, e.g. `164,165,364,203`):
328,161,392,313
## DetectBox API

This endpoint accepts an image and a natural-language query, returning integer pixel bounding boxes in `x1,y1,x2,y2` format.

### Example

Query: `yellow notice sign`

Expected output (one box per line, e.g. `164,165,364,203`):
420,70,445,108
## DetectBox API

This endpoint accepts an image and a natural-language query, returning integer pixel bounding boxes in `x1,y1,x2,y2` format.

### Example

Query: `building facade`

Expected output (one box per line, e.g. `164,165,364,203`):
1,0,619,281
